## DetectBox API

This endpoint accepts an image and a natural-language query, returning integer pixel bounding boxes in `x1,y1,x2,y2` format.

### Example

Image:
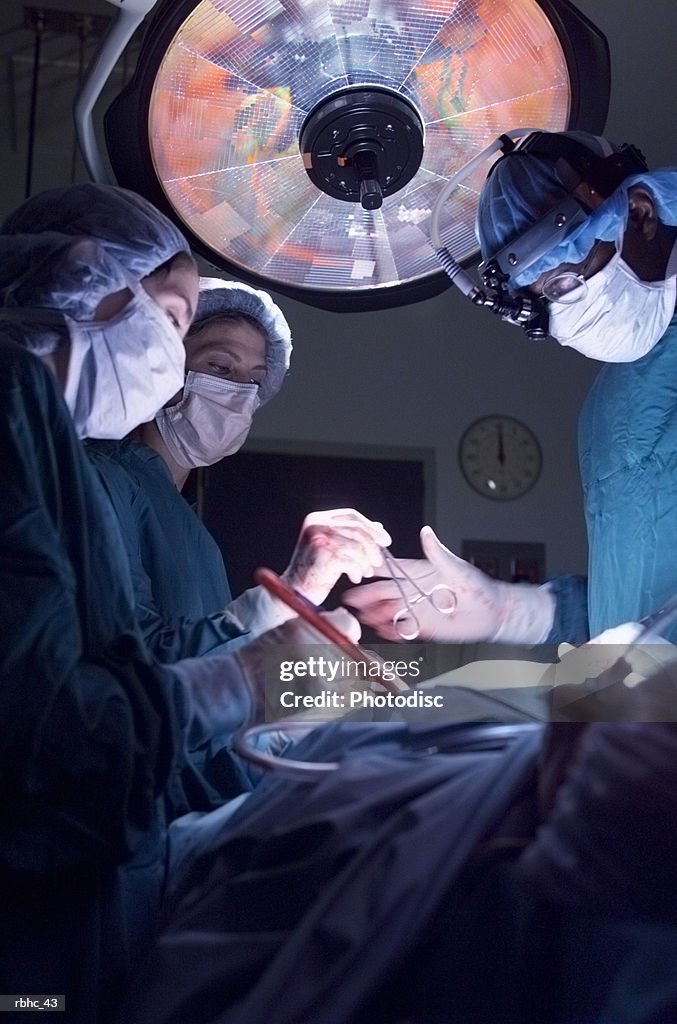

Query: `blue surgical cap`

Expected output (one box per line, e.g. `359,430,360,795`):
194,278,292,406
0,183,190,321
476,132,677,288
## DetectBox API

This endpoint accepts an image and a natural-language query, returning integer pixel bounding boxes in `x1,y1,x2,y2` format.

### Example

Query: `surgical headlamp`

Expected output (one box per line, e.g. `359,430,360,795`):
431,131,648,341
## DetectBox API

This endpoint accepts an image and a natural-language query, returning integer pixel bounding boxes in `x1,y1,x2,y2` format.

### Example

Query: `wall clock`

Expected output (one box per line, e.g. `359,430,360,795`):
459,416,542,500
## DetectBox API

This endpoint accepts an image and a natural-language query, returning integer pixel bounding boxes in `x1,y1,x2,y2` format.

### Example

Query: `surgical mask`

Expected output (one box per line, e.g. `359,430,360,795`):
548,251,677,362
64,281,186,439
155,371,260,469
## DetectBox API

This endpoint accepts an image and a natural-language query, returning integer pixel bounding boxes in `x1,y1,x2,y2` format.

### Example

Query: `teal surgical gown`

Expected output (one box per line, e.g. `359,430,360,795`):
579,311,677,635
0,341,254,1022
548,312,677,642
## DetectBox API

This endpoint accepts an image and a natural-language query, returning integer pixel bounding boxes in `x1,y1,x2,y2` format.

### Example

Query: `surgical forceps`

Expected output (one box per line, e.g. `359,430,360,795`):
380,548,457,641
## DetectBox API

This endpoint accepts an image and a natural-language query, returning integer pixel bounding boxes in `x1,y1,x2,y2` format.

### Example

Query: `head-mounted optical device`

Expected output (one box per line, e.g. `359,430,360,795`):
479,132,648,290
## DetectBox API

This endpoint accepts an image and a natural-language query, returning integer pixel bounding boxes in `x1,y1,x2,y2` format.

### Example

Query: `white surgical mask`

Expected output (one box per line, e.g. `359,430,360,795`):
548,251,676,362
64,282,186,439
155,371,260,469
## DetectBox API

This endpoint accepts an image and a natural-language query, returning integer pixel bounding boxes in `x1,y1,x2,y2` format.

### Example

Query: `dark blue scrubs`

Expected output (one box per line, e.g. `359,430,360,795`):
86,438,247,663
0,342,254,1022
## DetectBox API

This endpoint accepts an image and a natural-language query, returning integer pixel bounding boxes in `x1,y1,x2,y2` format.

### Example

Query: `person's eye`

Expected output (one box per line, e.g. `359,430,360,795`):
208,362,232,376
165,310,181,330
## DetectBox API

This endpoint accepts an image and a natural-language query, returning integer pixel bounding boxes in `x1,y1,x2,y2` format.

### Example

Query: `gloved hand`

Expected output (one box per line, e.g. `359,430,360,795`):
343,525,555,643
538,620,674,818
225,508,384,638
233,607,363,718
319,607,362,644
281,508,391,605
547,620,677,722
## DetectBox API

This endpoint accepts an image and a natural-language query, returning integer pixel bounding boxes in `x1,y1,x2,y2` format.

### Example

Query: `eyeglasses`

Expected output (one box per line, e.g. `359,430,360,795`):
542,271,587,304
535,240,616,306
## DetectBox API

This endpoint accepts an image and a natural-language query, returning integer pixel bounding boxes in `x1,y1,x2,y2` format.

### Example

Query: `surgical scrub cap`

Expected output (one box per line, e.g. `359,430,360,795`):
476,131,677,288
0,183,190,322
194,278,292,406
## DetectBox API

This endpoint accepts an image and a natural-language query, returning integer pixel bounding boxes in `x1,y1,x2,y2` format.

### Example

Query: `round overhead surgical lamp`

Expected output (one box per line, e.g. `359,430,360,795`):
79,0,610,311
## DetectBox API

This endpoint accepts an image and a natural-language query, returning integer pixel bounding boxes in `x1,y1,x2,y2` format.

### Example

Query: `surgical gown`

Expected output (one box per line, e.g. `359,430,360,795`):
579,312,677,635
549,312,677,641
86,438,246,663
0,341,255,1023
86,439,261,800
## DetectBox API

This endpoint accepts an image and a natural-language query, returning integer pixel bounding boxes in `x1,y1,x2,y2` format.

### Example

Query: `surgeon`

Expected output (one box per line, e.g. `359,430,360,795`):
86,278,388,798
0,183,368,1024
85,278,282,659
85,277,280,654
87,277,390,668
346,131,677,647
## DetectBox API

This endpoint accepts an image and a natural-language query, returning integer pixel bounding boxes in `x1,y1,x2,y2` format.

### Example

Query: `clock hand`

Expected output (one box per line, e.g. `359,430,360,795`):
497,423,506,465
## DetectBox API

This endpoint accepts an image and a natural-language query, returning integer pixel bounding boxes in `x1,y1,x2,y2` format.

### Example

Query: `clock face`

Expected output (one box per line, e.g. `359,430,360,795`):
459,416,542,500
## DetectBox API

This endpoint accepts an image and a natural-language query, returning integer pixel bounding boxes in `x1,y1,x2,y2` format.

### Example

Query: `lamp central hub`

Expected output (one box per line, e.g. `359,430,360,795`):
299,86,424,211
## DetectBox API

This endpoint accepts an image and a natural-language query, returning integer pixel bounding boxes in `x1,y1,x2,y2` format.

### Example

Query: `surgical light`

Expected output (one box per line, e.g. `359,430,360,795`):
93,0,610,310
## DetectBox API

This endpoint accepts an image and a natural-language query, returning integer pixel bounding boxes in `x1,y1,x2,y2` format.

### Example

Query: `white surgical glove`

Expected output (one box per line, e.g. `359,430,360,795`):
281,508,391,604
585,622,645,645
344,525,555,644
548,619,677,717
224,509,390,637
318,607,362,644
226,609,363,721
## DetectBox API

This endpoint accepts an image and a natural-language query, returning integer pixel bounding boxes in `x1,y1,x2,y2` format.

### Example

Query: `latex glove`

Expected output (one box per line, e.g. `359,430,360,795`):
281,508,392,605
232,608,362,720
319,607,362,644
343,525,554,643
586,622,644,645
547,620,677,722
539,621,653,817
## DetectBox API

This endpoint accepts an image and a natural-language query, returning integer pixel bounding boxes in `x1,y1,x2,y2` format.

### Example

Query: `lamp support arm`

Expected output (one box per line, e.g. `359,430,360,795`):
73,0,159,184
